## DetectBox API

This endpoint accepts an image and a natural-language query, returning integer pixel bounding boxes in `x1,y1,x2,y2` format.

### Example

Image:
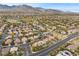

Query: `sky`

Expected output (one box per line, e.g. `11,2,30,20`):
0,3,79,12
27,3,79,12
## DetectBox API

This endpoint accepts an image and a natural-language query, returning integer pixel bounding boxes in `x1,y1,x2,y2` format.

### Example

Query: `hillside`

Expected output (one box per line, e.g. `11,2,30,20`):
0,4,65,15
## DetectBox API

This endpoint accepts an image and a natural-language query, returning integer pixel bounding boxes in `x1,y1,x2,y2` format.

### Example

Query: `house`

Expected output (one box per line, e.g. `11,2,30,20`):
5,35,12,39
18,33,23,37
1,47,10,55
68,29,78,34
60,31,67,35
4,39,13,46
21,37,27,44
10,47,18,54
56,50,73,56
66,42,79,51
14,38,21,46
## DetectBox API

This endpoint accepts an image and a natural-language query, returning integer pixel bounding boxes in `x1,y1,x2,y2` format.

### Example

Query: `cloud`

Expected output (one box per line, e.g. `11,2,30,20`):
0,0,79,3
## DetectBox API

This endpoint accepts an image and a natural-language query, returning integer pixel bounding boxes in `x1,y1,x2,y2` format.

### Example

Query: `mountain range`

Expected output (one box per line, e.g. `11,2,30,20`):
0,4,77,15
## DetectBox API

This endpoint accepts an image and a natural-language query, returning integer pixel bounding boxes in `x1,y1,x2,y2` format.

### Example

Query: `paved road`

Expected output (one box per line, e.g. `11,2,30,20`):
21,42,32,56
0,24,8,45
30,33,79,56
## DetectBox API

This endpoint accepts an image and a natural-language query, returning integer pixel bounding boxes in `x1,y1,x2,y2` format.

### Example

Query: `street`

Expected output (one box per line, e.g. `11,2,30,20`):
30,33,79,56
